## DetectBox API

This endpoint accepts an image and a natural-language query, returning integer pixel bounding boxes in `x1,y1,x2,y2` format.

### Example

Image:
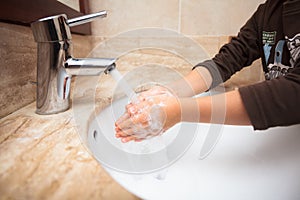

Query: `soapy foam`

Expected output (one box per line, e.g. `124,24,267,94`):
110,68,173,139
124,90,173,139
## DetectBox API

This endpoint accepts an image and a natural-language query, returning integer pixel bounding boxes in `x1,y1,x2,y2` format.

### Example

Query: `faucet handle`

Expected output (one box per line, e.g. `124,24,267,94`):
31,11,107,42
67,10,107,27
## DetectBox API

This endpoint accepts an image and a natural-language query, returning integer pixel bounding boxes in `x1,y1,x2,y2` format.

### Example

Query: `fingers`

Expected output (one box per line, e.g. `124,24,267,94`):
116,114,149,135
121,135,136,143
127,104,138,115
115,112,130,125
131,112,150,124
134,138,144,142
119,133,154,143
115,128,134,138
115,103,147,139
114,87,173,143
126,101,149,116
133,85,167,103
115,112,152,142
117,129,146,143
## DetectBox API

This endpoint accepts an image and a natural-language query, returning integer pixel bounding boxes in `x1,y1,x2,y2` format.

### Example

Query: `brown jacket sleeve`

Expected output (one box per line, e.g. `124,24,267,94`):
239,0,300,130
239,64,300,130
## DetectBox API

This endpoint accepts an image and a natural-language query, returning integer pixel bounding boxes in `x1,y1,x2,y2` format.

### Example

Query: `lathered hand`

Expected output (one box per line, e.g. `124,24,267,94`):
115,88,180,143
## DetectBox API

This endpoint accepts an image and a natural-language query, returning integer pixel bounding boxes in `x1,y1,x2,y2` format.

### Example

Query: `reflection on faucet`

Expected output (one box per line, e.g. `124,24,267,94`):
65,58,116,76
31,11,116,115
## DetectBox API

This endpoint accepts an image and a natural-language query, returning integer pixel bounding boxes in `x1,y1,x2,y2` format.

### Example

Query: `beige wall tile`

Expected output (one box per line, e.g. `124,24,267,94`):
72,34,94,58
190,36,220,58
57,0,80,11
89,0,265,36
224,59,265,89
180,0,265,36
181,0,230,35
89,0,180,37
218,35,231,49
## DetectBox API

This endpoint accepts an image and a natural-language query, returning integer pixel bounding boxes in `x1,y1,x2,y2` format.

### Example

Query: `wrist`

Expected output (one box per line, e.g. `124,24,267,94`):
163,97,182,130
178,98,200,123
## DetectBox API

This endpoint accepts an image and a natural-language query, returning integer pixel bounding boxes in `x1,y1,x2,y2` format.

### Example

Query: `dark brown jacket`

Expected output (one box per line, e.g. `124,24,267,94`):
195,0,300,130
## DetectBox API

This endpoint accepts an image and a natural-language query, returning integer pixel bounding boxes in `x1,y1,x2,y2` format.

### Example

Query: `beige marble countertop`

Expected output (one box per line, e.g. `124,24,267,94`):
0,102,140,200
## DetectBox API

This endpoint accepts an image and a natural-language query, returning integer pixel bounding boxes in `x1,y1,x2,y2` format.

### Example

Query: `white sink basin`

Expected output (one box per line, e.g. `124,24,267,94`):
87,97,300,200
69,28,299,199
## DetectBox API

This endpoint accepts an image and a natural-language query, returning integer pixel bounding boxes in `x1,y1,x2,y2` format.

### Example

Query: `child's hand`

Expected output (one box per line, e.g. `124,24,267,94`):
115,89,180,143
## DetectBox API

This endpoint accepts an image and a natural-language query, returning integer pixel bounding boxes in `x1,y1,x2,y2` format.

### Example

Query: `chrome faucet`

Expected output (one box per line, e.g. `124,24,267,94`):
31,11,116,115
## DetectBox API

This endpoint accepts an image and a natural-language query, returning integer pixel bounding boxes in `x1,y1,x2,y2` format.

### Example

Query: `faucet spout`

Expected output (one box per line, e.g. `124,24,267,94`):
65,58,116,76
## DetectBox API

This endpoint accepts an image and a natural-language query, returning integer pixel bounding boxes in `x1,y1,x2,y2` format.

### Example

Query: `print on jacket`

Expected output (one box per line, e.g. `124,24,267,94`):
286,33,300,68
263,32,299,80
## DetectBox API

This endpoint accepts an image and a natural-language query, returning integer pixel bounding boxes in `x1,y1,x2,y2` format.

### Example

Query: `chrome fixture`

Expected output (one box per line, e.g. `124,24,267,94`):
31,11,116,115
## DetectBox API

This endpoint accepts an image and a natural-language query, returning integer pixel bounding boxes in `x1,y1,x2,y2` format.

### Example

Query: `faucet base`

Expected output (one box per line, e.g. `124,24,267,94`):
36,106,70,115
36,97,70,115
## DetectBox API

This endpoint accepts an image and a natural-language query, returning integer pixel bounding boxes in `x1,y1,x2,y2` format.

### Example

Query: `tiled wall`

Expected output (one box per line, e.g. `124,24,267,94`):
57,0,80,11
0,22,93,118
88,0,265,89
89,0,265,36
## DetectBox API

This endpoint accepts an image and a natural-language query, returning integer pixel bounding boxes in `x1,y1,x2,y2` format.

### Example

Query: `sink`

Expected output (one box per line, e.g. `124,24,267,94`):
72,70,300,200
88,97,199,174
70,30,300,198
104,123,300,200
84,94,300,199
